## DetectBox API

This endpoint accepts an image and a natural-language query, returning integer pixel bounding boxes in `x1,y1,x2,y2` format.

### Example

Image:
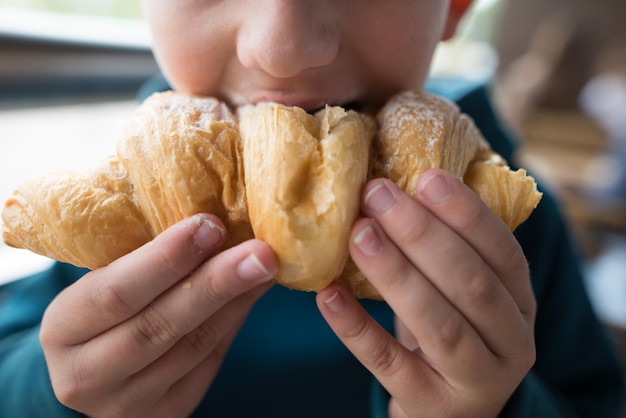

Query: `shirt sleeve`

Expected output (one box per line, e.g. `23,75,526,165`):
498,370,578,417
507,190,625,417
460,83,625,416
0,263,87,417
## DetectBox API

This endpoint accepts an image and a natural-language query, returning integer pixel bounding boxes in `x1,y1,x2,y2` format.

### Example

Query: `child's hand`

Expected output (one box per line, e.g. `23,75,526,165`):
40,214,276,418
317,170,536,418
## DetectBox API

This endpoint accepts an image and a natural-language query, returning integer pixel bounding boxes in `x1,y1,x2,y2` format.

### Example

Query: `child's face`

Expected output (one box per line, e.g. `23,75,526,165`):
142,0,464,111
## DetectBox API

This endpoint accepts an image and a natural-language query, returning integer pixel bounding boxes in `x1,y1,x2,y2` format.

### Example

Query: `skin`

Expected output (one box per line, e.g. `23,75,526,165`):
40,1,536,417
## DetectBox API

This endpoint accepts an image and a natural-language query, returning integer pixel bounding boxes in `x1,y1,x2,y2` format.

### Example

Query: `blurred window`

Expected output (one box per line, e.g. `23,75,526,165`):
0,0,142,20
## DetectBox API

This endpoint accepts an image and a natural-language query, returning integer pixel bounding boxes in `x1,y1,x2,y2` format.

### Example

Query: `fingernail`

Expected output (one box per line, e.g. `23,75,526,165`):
237,252,273,282
193,217,225,249
419,173,451,204
364,181,395,213
323,289,345,313
353,225,383,256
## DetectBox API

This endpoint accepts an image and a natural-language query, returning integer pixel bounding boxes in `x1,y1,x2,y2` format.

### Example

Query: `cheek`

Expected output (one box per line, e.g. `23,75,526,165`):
145,7,228,96
152,41,218,95
151,36,222,96
375,35,437,87
357,5,449,92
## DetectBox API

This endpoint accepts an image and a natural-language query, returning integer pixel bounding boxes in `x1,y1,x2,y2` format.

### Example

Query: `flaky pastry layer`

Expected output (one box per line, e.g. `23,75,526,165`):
2,90,542,299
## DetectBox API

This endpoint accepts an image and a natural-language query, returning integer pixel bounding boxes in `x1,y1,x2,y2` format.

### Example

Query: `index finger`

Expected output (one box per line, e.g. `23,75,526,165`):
44,213,226,345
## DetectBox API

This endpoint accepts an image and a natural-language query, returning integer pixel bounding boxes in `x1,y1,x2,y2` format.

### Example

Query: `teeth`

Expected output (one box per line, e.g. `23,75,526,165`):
342,102,360,112
307,102,360,115
307,106,326,115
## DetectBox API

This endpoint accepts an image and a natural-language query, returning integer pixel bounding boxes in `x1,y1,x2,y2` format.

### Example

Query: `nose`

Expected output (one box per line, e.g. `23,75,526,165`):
236,1,339,79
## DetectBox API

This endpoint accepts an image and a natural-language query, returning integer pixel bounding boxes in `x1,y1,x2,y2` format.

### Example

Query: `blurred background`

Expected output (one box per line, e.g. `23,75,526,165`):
0,0,625,361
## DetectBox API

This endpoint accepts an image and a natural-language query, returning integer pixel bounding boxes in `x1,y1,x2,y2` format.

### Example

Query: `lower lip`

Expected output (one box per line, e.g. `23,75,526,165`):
231,89,361,111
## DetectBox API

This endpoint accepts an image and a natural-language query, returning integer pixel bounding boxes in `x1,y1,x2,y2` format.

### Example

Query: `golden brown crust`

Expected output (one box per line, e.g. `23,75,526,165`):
372,90,489,188
1,90,541,298
2,157,152,270
335,91,542,298
117,93,253,250
464,156,543,231
238,104,374,291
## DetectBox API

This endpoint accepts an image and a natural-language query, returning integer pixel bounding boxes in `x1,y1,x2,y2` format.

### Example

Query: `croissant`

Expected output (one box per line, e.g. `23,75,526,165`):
1,90,542,299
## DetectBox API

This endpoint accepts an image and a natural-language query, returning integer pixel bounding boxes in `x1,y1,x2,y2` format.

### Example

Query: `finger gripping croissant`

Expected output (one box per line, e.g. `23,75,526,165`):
2,90,542,299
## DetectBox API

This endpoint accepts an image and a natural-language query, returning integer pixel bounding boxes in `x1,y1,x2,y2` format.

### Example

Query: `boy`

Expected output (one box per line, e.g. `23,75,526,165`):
0,1,623,417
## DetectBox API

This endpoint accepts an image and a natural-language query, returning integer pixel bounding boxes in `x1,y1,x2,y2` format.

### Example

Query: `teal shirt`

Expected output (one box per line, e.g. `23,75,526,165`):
1,80,624,417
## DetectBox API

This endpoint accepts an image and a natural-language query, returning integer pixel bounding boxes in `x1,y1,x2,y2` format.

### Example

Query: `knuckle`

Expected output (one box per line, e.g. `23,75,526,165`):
525,295,538,320
134,304,181,349
396,211,431,247
502,242,529,278
432,313,466,352
150,242,190,280
200,269,234,305
52,358,99,412
54,383,83,410
463,271,500,307
518,340,536,370
91,276,136,321
509,328,537,367
39,307,59,349
385,260,416,292
364,338,404,378
342,319,403,377
54,381,90,412
343,313,372,342
185,321,220,355
52,376,78,408
456,197,489,231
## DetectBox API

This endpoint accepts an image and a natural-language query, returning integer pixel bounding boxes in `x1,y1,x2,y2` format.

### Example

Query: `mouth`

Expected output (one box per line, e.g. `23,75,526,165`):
308,100,363,114
232,88,365,114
